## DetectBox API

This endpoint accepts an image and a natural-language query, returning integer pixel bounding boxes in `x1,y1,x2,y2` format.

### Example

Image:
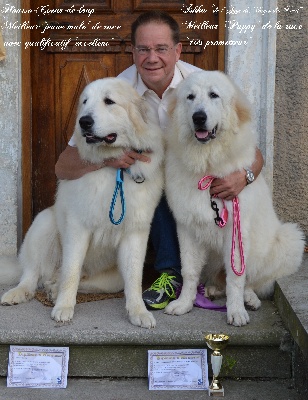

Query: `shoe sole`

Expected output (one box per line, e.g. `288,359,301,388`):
143,297,176,310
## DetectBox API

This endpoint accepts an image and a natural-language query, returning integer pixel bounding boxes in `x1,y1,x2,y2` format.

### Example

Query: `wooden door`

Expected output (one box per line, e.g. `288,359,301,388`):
22,0,226,232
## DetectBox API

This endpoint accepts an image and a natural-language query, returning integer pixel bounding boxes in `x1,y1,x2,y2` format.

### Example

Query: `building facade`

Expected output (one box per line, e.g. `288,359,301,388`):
0,0,306,258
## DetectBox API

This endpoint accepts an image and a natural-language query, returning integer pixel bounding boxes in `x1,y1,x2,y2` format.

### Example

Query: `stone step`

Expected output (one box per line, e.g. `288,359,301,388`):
275,251,308,397
0,377,302,400
1,254,307,400
0,284,291,380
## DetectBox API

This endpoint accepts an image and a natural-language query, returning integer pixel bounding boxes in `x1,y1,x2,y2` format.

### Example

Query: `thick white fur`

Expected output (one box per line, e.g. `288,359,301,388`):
164,71,305,326
1,78,164,328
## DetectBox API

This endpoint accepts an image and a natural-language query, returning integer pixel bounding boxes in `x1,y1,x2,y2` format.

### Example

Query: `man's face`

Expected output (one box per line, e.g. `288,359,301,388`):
133,22,182,98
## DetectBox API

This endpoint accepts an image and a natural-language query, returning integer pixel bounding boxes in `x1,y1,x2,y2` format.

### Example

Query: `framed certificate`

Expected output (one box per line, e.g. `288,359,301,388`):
148,349,208,390
7,346,69,389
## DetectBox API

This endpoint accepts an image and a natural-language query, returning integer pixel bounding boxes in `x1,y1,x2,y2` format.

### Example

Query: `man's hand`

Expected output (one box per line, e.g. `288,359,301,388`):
210,148,264,200
104,149,151,169
210,170,247,201
55,146,151,180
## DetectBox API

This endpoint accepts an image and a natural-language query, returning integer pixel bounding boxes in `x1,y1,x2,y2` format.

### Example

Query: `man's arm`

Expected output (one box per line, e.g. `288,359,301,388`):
55,145,102,180
55,145,151,180
209,148,263,200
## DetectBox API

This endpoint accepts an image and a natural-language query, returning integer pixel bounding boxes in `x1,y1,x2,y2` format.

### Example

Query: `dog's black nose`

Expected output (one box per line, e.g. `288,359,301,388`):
79,115,94,130
192,111,207,126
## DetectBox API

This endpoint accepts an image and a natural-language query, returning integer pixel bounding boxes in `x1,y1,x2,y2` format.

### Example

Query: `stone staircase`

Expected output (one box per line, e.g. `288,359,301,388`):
0,253,306,399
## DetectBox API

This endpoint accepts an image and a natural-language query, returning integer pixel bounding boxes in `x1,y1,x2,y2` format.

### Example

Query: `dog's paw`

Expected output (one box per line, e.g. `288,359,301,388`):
165,299,193,316
51,306,74,322
44,280,58,303
129,310,156,329
244,289,261,311
1,287,34,305
227,308,250,326
204,285,226,299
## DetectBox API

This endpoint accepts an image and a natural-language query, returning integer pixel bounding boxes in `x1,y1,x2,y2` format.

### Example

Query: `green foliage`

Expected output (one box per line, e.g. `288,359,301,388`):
221,355,237,376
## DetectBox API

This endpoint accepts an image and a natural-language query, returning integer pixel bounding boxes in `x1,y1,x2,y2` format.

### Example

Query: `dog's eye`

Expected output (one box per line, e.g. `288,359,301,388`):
83,99,87,104
210,92,219,99
187,94,195,100
104,97,115,105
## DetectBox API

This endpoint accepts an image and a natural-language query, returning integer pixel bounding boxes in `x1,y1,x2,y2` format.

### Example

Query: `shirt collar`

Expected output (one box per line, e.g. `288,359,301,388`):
136,63,184,97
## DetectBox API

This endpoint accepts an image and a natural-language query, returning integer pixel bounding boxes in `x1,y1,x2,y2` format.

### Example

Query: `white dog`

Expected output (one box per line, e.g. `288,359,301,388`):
1,78,164,328
164,71,304,326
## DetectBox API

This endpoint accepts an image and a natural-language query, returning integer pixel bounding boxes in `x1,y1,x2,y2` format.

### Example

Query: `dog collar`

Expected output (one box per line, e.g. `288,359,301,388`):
124,168,145,184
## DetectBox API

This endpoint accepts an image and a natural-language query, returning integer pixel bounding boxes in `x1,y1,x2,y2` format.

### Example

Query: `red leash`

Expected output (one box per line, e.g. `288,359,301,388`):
198,175,246,276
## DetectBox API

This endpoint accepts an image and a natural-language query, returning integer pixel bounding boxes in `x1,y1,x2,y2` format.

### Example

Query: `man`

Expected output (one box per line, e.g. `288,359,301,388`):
55,11,263,310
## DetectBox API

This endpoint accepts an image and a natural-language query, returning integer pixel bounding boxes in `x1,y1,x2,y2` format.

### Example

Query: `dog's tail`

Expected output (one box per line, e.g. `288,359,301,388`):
279,222,304,269
0,255,22,285
255,222,305,299
270,222,305,279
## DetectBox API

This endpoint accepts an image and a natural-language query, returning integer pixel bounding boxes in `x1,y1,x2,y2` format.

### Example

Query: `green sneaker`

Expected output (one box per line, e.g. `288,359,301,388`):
142,270,182,310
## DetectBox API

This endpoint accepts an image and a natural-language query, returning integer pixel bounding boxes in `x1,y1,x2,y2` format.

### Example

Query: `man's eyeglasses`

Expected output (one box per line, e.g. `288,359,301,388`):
133,45,175,56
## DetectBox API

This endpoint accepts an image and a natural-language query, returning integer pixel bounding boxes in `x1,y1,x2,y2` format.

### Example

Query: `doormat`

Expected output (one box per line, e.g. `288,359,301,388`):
35,290,124,307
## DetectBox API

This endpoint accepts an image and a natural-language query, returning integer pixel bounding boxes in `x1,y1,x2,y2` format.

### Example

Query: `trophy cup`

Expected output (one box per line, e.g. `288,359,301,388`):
205,333,229,396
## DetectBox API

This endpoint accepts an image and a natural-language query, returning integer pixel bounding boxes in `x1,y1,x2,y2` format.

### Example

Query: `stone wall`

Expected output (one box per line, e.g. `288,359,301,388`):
0,0,22,255
274,0,307,234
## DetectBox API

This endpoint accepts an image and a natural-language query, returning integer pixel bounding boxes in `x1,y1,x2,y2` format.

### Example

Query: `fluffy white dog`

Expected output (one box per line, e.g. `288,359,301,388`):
1,78,164,328
164,70,304,326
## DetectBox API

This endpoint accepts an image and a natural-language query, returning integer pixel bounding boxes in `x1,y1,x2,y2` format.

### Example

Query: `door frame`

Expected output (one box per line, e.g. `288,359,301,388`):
21,0,226,236
21,0,32,236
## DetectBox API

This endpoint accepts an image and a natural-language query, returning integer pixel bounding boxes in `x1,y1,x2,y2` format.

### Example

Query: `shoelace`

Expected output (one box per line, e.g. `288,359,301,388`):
150,272,178,298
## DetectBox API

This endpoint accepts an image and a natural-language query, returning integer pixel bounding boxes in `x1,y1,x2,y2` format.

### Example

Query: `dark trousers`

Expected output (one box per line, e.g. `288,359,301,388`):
149,196,181,274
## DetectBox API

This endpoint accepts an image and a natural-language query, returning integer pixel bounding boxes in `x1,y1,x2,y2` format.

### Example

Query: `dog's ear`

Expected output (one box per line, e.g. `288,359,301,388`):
234,86,251,125
127,97,148,133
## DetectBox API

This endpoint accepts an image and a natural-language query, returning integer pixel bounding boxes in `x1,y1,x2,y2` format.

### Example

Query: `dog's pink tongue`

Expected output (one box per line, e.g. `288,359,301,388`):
195,130,209,139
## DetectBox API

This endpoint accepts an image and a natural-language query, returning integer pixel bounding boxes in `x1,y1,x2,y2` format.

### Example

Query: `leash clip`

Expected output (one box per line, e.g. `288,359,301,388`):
211,197,228,228
125,168,145,184
125,149,145,184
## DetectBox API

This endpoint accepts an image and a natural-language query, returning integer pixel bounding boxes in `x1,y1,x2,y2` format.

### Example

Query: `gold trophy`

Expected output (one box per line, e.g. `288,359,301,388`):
205,333,229,396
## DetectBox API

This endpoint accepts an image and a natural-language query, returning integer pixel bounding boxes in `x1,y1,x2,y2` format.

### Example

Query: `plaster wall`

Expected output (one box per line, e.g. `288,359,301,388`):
274,0,307,234
0,0,22,255
225,0,278,186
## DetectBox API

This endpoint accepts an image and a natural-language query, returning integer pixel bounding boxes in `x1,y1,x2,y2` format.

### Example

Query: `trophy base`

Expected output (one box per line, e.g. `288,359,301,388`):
208,387,224,396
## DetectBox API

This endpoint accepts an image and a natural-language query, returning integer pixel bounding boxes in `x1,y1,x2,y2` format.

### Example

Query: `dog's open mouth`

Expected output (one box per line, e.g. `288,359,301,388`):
84,133,117,144
195,126,217,143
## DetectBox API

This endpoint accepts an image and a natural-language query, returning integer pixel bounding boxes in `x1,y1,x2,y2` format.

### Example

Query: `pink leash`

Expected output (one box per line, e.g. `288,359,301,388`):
231,197,246,276
198,175,246,276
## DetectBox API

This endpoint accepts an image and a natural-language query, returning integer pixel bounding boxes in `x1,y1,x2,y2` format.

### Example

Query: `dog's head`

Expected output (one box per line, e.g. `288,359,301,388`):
170,70,251,146
74,78,153,162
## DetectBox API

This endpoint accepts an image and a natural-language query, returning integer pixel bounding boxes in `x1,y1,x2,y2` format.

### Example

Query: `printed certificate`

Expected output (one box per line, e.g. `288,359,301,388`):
148,349,208,390
7,346,69,389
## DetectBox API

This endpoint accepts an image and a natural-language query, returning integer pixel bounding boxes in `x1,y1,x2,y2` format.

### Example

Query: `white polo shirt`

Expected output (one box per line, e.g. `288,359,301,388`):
68,60,201,146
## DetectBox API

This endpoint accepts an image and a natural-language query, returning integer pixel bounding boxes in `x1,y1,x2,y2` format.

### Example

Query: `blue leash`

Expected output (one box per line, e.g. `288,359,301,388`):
109,168,126,225
109,150,145,225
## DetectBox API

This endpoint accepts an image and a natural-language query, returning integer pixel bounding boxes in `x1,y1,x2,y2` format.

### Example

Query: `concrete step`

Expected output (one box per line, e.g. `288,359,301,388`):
0,286,291,380
0,377,302,400
0,252,306,399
